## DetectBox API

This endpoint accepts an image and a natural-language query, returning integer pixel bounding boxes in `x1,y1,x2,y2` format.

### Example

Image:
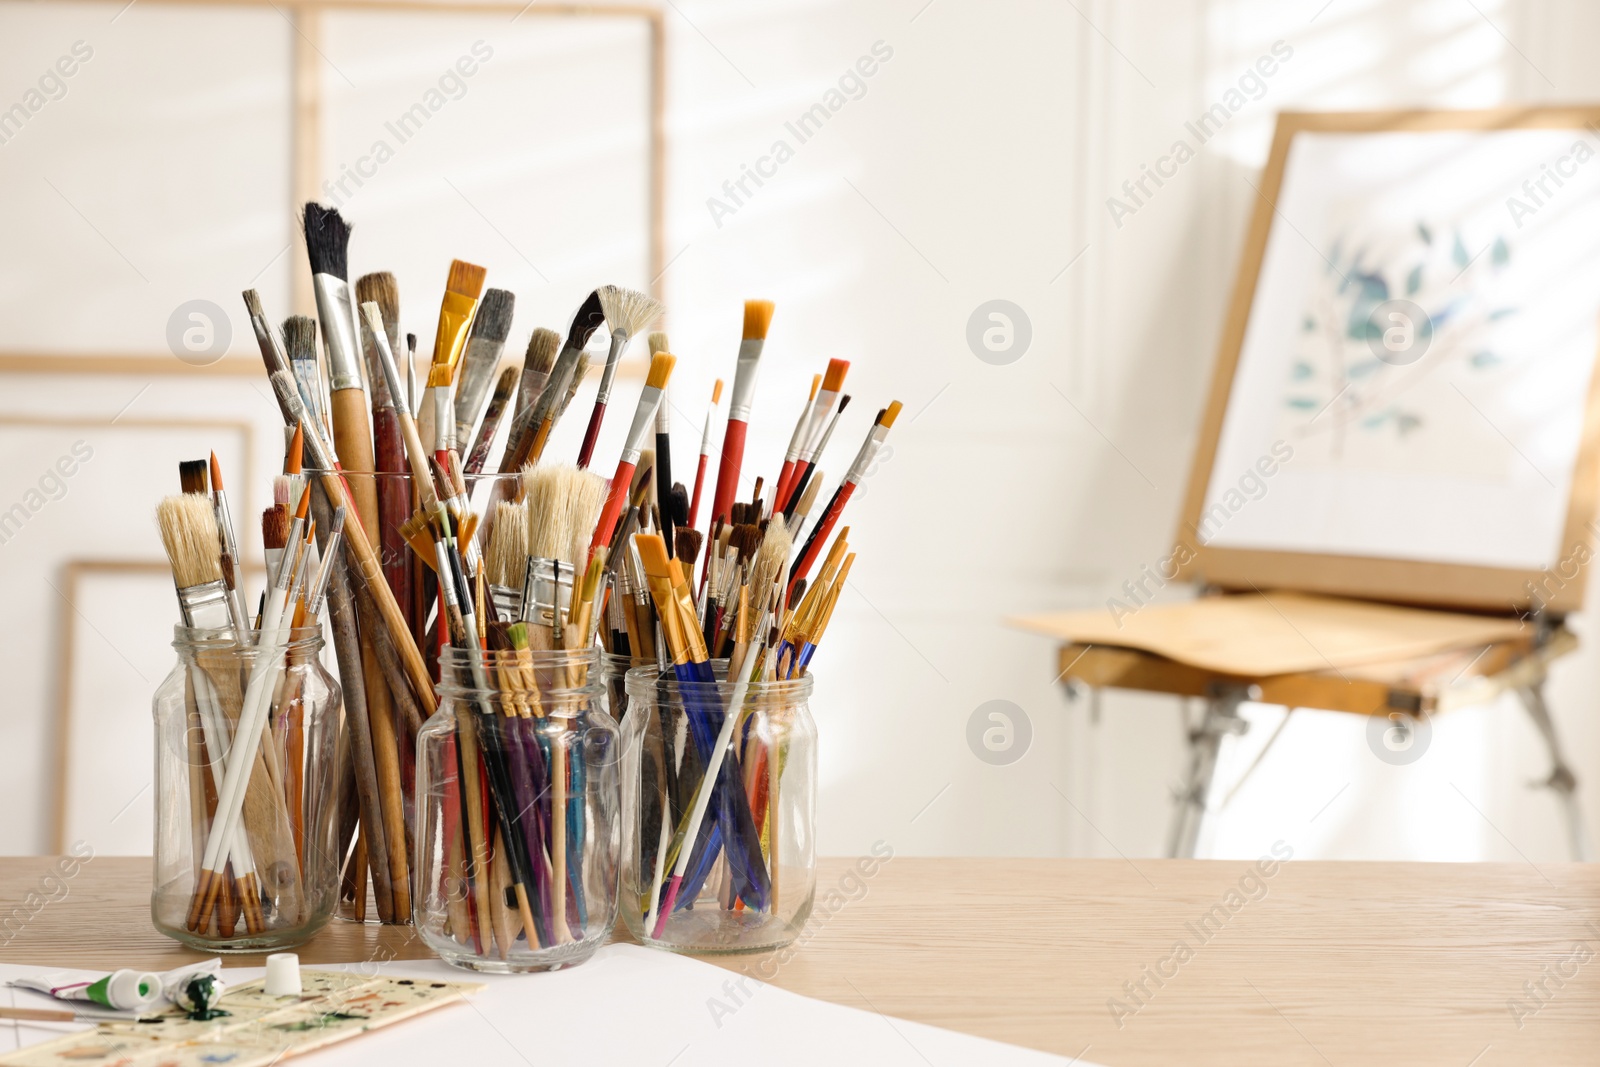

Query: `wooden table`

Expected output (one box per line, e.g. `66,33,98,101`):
3,856,1598,1065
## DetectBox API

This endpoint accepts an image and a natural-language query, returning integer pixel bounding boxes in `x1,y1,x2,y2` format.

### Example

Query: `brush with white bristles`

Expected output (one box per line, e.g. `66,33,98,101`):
486,499,528,619
577,285,664,469
521,463,607,646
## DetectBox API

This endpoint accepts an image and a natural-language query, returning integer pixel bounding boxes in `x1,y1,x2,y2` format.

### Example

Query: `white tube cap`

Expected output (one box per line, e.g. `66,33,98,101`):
264,953,302,997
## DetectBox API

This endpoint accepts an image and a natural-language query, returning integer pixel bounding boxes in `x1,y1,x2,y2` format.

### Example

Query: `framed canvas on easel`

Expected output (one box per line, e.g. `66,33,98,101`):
1014,107,1600,858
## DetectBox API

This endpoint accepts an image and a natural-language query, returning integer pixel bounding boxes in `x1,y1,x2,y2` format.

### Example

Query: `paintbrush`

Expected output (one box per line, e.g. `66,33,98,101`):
787,470,824,544
464,366,517,476
577,286,663,469
486,499,528,619
418,260,487,453
789,401,900,593
504,289,605,471
206,453,251,639
777,360,849,513
406,332,419,417
522,464,607,638
688,379,723,530
498,327,561,473
355,271,412,619
784,395,850,522
588,352,676,562
710,300,775,527
253,306,438,721
454,287,515,447
283,316,327,440
774,373,820,518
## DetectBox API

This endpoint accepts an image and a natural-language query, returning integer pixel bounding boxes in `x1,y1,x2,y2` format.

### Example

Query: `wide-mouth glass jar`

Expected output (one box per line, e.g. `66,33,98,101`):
414,646,620,972
307,469,523,926
151,625,341,952
621,664,816,954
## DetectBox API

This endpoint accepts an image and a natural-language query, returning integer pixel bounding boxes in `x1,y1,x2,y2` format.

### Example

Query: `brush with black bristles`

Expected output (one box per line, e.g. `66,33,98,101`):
303,203,363,398
454,287,515,449
405,332,419,417
505,293,604,471
785,394,850,522
282,315,327,439
577,286,664,469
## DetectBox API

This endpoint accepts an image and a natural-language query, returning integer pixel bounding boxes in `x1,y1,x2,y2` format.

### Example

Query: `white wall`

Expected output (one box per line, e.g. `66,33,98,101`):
1,0,1597,866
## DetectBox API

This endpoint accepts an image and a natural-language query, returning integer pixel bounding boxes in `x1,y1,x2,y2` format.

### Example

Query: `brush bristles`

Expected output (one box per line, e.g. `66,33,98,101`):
566,290,606,352
355,272,399,323
472,289,515,342
881,400,903,428
302,203,351,281
262,503,290,552
807,374,821,402
742,300,775,341
158,495,224,589
446,259,488,299
523,463,608,569
712,379,724,404
633,533,673,581
793,472,823,516
558,352,591,418
283,316,319,362
598,285,664,340
674,528,703,568
647,331,670,357
526,327,560,374
178,459,210,496
273,475,291,507
822,359,849,393
667,483,689,528
645,352,676,390
837,395,853,415
487,501,529,588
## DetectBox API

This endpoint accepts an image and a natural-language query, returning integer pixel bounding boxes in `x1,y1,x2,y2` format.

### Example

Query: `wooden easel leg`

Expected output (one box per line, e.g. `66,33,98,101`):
1515,682,1589,862
1166,686,1249,859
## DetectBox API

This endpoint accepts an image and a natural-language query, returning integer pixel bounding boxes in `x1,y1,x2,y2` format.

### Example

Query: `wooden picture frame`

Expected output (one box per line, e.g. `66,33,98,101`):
1175,107,1600,615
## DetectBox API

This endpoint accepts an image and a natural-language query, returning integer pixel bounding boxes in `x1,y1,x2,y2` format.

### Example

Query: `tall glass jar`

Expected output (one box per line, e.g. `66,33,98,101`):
151,626,342,952
621,665,816,954
414,646,620,972
601,652,635,730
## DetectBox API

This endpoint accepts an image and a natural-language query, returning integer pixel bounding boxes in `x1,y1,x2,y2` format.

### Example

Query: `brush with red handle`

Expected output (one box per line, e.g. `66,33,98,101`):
688,378,723,529
589,352,677,561
787,400,900,595
708,301,774,528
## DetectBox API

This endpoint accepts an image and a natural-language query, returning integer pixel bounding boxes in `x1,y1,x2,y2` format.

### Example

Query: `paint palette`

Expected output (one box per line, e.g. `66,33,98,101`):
0,971,484,1067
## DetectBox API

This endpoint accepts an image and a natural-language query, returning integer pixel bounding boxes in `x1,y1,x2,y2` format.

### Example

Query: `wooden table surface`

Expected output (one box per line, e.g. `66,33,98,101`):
3,856,1598,1065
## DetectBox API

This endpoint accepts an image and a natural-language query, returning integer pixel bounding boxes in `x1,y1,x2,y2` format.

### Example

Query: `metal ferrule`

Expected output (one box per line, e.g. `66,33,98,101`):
801,389,839,458
313,274,365,392
700,409,717,456
846,427,887,484
434,542,457,608
433,385,455,452
654,382,670,433
622,386,664,465
595,332,628,405
490,583,523,621
361,304,406,408
519,557,573,627
727,339,764,421
176,579,235,632
453,337,505,432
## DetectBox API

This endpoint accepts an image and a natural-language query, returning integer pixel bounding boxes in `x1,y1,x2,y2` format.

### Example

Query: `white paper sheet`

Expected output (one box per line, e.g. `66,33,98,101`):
0,949,1092,1066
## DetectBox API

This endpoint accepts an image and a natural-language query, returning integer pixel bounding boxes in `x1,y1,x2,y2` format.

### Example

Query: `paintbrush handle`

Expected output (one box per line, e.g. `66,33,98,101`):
590,459,638,560
773,459,799,515
372,407,412,612
576,401,606,470
688,453,710,530
789,482,854,593
710,419,748,528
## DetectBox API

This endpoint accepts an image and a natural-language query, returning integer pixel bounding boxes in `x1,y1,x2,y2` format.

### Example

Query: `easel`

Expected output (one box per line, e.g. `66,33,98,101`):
1016,107,1600,860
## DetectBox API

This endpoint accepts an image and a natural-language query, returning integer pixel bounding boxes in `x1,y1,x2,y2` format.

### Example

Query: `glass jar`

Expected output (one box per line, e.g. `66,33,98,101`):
151,626,342,952
415,646,620,972
621,664,816,954
601,652,635,730
310,469,524,926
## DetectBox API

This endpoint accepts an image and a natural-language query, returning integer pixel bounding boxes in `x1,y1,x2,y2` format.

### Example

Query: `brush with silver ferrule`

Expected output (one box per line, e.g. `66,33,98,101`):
464,366,516,476
453,288,514,448
588,353,676,561
420,260,488,454
520,463,606,632
283,315,328,439
778,359,849,513
785,394,851,522
497,327,561,473
577,286,663,469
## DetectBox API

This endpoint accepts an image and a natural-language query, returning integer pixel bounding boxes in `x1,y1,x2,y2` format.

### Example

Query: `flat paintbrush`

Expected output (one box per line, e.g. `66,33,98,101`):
588,353,676,563
497,327,561,473
688,379,723,530
355,271,412,619
709,300,775,528
419,260,487,454
464,367,516,475
454,287,515,448
784,395,850,522
789,401,901,594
